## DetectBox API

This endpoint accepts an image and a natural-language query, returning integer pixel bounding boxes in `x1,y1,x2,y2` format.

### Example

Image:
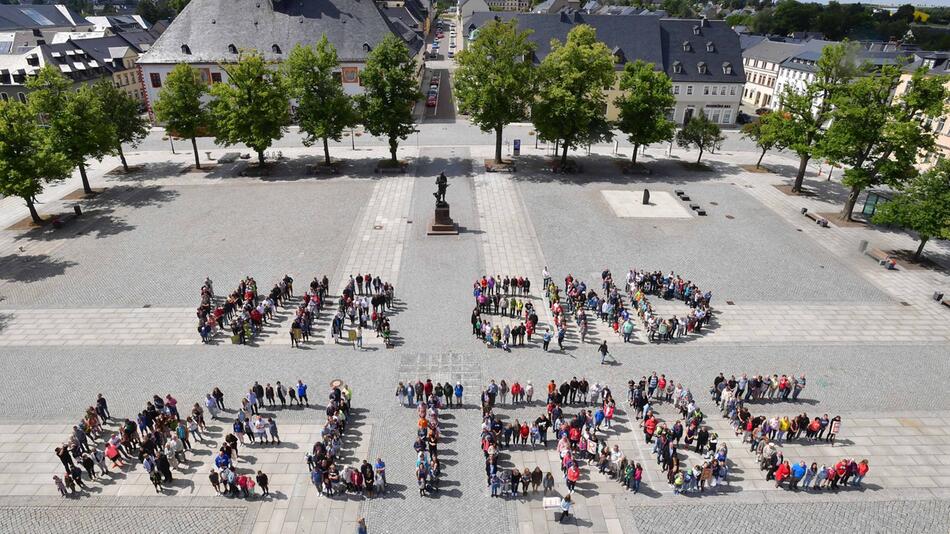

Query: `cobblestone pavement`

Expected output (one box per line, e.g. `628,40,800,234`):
1,142,950,532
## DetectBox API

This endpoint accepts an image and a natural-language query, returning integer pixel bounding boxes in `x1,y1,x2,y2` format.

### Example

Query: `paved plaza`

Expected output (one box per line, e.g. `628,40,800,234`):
0,131,949,533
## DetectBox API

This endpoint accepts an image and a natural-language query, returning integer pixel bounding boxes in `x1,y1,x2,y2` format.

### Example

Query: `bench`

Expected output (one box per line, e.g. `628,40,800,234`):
675,190,691,201
800,208,829,227
689,203,700,211
866,247,897,270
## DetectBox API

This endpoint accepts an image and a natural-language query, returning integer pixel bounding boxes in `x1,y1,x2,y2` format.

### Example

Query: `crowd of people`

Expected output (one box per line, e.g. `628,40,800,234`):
53,395,115,496
713,373,808,403
623,269,712,343
397,379,464,408
413,391,443,496
194,275,293,344
765,456,870,491
332,274,395,349
304,383,384,497
471,274,540,351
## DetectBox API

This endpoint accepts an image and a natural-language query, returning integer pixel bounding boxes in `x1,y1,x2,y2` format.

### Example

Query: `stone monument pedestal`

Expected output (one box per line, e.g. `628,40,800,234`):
428,203,458,235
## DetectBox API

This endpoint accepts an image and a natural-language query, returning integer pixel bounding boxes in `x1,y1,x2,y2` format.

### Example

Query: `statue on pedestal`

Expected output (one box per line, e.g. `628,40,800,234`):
434,171,449,206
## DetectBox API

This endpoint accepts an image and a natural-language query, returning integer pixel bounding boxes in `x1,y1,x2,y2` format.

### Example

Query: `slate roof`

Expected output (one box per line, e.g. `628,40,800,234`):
71,33,156,72
467,13,744,83
0,4,89,31
139,0,423,65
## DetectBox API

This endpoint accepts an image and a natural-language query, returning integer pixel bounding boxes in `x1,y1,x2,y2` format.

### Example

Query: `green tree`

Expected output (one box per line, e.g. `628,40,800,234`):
741,111,787,168
775,42,858,192
531,25,616,166
676,113,725,165
284,37,357,166
356,35,420,163
154,63,209,169
94,80,149,172
27,66,115,195
210,51,290,168
821,67,948,220
0,100,72,224
454,19,536,164
872,160,950,260
614,60,675,165
135,0,175,23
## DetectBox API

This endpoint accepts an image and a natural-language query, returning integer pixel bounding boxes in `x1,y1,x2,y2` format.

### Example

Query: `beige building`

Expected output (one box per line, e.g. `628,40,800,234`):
895,52,950,166
741,38,831,112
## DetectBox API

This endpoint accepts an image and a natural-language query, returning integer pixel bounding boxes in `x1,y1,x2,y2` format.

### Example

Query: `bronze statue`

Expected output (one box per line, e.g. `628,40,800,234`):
433,171,449,205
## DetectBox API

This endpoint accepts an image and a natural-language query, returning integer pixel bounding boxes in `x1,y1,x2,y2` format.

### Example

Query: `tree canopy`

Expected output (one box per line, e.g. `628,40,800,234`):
531,24,616,166
741,111,787,169
872,160,950,260
210,51,290,168
94,80,150,172
284,37,357,165
0,100,73,224
356,35,420,163
614,60,676,165
154,63,209,169
676,113,724,165
454,19,536,163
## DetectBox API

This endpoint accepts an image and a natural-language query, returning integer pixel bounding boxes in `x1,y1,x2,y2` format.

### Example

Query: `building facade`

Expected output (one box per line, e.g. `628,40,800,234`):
467,13,745,124
137,0,424,117
895,52,950,166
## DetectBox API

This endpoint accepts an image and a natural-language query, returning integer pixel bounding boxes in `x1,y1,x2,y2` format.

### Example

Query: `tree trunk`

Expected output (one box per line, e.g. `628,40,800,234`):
914,237,929,261
631,144,639,165
191,137,201,170
389,137,398,163
756,147,766,169
323,136,331,166
840,184,861,221
78,161,91,194
791,154,810,192
695,146,703,165
494,127,503,164
25,197,42,225
561,140,569,166
258,150,266,168
118,144,129,172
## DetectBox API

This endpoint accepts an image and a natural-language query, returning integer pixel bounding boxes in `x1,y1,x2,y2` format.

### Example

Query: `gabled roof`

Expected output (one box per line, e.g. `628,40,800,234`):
0,5,89,31
139,0,423,64
467,13,744,82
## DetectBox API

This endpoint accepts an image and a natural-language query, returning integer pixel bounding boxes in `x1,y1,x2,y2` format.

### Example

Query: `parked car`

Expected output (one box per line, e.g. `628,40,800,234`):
430,77,440,86
448,51,454,58
426,95,437,107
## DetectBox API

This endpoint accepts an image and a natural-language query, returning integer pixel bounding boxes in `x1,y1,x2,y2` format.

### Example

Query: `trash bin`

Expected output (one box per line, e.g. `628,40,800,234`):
513,139,521,156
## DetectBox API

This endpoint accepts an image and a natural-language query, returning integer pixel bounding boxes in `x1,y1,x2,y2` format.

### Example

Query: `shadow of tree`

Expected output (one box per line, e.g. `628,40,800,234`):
0,254,77,282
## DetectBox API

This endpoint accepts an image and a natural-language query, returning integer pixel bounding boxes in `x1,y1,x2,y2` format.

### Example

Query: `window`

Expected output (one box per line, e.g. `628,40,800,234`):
341,67,359,84
198,68,212,85
673,61,682,74
673,85,680,95
683,41,691,52
720,85,726,95
686,85,693,95
706,42,714,52
272,44,282,54
703,85,709,95
211,72,222,84
17,92,26,103
692,25,700,35
0,93,7,101
181,44,191,55
935,117,946,134
722,107,732,124
697,62,706,75
730,86,736,96
150,72,161,88
228,44,238,54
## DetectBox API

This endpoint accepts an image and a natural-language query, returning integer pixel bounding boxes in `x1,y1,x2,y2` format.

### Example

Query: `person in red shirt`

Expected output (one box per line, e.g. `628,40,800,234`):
566,463,580,493
852,459,870,487
831,459,848,489
775,461,791,488
643,415,657,443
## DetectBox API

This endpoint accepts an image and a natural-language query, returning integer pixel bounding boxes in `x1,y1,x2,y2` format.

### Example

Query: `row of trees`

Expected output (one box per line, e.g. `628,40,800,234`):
742,42,948,223
154,34,420,169
455,20,723,167
0,70,150,223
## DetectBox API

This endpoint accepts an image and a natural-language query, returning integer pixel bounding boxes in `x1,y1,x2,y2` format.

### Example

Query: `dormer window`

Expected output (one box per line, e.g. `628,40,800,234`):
673,61,682,74
362,42,372,53
706,41,714,53
697,61,707,74
181,44,191,55
692,25,700,35
683,41,691,52
923,58,935,69
722,62,732,75
272,44,282,54
228,43,237,54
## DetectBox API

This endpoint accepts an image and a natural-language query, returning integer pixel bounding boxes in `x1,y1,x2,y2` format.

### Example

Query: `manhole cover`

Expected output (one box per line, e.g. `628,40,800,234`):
373,225,383,230
725,215,734,219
